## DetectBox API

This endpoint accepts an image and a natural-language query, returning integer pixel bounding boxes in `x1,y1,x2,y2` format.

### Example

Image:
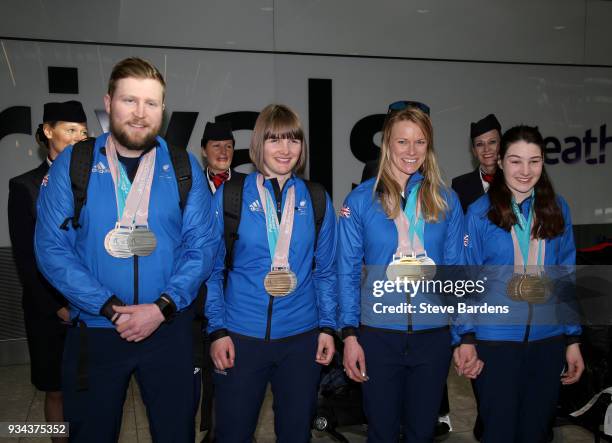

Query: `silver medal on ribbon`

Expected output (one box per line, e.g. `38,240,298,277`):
104,224,133,258
128,227,157,256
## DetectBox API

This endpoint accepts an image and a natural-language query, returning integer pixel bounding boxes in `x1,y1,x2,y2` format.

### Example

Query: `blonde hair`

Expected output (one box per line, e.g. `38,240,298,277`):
249,104,308,174
107,57,166,99
374,108,448,221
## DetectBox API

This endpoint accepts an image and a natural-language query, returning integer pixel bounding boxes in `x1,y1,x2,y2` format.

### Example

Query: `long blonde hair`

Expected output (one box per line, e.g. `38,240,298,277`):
374,108,448,221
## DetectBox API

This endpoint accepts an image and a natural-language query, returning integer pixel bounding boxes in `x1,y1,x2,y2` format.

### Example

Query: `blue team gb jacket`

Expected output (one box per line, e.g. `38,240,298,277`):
35,133,218,328
205,172,337,340
337,172,465,334
457,193,581,343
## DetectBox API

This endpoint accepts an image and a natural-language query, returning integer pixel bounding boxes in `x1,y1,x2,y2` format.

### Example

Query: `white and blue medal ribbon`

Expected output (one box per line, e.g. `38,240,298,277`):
255,174,298,296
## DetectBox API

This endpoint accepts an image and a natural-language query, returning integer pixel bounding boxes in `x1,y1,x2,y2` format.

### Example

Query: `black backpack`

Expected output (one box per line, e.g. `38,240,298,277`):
222,174,327,270
60,137,192,230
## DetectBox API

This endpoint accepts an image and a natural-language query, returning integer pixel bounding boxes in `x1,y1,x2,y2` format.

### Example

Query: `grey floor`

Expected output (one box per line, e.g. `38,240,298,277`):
0,364,596,443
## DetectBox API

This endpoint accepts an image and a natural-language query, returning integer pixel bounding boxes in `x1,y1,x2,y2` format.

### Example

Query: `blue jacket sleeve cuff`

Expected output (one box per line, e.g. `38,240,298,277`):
209,328,229,342
99,295,125,322
341,326,359,340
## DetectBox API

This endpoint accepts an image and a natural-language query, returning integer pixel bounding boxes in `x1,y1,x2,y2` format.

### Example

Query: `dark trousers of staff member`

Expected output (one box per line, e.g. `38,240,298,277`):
359,326,452,443
213,330,321,443
475,337,565,443
62,309,196,443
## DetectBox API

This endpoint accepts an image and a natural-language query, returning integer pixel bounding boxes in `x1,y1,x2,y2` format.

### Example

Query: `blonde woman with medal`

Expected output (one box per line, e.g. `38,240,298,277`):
205,104,337,443
337,105,465,442
458,125,584,443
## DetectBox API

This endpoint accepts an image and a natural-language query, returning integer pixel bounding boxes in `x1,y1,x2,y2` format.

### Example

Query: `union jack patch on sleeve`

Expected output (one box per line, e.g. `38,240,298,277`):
339,205,351,218
41,174,49,187
463,234,469,247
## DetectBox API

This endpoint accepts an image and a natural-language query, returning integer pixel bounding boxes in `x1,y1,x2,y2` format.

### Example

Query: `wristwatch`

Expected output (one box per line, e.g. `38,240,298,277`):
154,294,177,321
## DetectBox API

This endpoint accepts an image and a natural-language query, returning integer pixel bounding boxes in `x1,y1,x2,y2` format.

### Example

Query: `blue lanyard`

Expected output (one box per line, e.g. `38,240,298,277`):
262,186,280,259
116,162,132,221
511,194,542,266
403,182,424,247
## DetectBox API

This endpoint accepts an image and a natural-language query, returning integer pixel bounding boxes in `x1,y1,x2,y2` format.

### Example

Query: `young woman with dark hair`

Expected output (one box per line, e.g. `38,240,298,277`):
456,125,584,443
486,126,565,238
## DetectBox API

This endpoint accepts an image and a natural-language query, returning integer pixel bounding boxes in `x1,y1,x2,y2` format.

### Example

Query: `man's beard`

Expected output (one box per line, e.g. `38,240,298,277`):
110,118,161,151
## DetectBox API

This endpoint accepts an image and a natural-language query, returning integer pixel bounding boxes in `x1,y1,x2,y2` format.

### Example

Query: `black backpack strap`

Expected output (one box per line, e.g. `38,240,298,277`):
304,180,327,254
304,180,327,269
222,174,247,270
167,144,192,211
61,137,95,230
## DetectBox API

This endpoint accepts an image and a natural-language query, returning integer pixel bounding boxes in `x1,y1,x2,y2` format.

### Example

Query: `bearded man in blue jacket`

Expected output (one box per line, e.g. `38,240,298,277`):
35,57,218,443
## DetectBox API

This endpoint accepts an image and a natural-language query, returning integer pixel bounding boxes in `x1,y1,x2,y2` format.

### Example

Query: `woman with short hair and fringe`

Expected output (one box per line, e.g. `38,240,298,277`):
206,104,338,443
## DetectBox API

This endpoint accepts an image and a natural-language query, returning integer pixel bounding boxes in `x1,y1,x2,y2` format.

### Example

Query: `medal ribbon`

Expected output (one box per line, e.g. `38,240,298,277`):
255,174,296,269
106,136,156,228
392,182,426,257
114,162,132,219
510,195,545,274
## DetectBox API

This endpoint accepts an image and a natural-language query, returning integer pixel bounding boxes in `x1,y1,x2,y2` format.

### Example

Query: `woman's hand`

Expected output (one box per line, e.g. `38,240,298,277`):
57,306,70,322
453,344,484,379
343,336,368,382
315,333,335,365
562,343,584,385
210,336,236,370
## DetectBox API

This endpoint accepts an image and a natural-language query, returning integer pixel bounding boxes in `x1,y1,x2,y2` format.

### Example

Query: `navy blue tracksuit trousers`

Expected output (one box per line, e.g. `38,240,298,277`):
214,330,321,443
359,326,452,443
475,336,565,443
62,309,195,443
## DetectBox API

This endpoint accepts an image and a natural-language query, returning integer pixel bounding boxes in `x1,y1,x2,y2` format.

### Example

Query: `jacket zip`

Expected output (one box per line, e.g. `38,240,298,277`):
120,156,141,306
134,256,139,304
401,195,414,334
264,179,285,341
264,296,274,341
406,292,413,334
523,303,533,342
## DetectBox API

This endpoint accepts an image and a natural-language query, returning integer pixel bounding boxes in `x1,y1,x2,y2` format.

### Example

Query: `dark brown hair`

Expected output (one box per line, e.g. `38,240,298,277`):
36,123,53,149
487,125,564,239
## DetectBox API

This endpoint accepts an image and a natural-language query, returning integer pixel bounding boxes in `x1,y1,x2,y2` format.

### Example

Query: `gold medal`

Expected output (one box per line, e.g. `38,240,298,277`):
506,274,549,304
386,254,423,281
418,255,437,280
386,253,436,282
264,268,297,297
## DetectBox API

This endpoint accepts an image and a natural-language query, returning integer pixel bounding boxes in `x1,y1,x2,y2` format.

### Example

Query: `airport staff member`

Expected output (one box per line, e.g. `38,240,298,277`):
452,114,502,213
8,100,88,442
196,120,245,442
